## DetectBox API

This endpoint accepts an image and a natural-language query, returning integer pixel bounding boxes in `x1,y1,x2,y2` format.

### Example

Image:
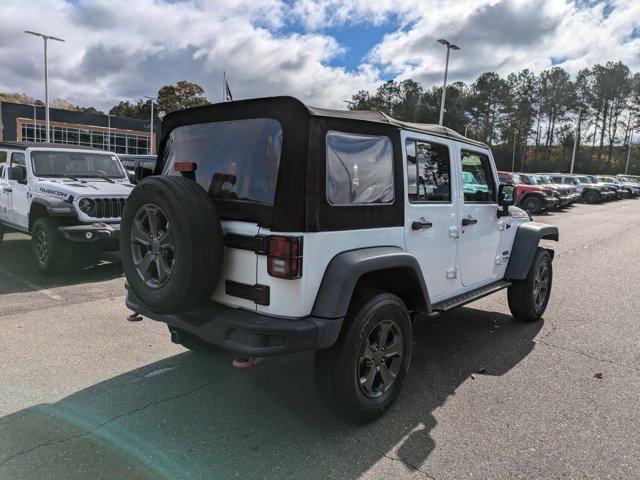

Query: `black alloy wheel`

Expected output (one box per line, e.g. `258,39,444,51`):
357,319,404,398
131,204,174,289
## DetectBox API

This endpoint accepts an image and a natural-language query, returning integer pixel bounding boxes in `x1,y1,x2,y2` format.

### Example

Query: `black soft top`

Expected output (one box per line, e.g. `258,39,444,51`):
156,96,489,232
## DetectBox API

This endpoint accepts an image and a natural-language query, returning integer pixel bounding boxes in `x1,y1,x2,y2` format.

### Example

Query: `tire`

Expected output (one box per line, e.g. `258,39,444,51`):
120,175,224,314
31,217,71,275
584,191,599,203
508,248,553,322
168,326,221,353
314,293,413,422
522,195,544,214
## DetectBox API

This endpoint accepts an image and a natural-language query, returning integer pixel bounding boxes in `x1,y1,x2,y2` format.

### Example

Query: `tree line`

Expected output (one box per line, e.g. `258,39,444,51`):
1,80,210,125
349,62,640,174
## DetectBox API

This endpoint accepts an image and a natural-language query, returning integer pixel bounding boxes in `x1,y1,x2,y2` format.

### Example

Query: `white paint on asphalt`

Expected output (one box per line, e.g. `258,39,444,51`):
143,367,176,378
0,267,63,301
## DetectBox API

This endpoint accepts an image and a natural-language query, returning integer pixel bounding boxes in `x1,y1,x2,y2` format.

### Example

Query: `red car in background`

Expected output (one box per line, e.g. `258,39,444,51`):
498,171,559,214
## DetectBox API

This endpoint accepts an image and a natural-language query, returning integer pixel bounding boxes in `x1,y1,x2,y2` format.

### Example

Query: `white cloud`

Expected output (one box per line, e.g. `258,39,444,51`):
0,0,638,113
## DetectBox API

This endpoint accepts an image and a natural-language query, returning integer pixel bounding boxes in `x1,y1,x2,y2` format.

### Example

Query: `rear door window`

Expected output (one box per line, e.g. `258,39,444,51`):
162,118,282,206
326,131,394,205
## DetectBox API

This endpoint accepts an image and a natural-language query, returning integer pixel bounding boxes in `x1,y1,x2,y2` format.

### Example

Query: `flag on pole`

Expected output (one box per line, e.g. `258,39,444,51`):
224,72,234,102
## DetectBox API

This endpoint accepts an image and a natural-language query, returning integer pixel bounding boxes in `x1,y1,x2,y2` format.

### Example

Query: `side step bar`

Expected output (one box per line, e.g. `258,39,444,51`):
431,280,511,314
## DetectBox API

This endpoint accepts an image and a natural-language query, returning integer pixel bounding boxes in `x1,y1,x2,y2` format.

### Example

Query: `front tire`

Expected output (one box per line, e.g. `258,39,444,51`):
31,217,71,275
314,293,413,422
508,248,553,322
584,191,599,203
522,195,544,214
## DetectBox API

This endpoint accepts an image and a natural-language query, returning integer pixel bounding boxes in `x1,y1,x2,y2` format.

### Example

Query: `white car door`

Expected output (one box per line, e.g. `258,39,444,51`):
456,145,502,287
403,132,458,299
7,151,30,230
0,150,9,222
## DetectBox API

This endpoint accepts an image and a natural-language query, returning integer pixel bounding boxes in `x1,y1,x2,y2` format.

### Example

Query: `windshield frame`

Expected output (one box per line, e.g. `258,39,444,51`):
30,149,127,179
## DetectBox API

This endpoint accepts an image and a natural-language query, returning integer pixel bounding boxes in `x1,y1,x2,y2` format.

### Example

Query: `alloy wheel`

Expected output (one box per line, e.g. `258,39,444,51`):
35,230,49,265
357,319,404,398
532,261,550,309
131,204,175,289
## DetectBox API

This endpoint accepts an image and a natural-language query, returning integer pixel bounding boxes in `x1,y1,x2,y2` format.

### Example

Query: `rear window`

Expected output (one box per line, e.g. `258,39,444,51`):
326,131,394,205
162,118,282,206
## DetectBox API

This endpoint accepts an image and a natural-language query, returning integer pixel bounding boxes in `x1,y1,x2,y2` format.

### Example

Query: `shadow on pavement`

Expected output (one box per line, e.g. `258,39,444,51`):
0,235,122,295
0,307,542,479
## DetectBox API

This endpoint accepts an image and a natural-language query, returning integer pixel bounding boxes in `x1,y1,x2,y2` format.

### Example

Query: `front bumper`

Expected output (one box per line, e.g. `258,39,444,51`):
58,223,120,242
543,196,559,209
126,289,344,357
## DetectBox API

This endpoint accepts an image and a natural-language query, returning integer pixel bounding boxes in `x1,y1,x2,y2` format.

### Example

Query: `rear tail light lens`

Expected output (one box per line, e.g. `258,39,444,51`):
267,236,303,279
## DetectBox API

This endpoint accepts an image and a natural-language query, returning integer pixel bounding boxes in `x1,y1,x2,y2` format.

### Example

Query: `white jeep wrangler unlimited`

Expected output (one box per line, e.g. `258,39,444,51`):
0,142,132,274
121,97,558,421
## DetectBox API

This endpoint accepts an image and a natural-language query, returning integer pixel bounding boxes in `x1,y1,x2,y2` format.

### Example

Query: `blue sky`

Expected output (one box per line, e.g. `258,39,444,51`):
1,0,639,110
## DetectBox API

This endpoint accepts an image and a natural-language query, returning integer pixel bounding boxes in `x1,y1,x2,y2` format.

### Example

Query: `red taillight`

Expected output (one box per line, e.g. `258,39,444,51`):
173,161,197,172
267,236,303,279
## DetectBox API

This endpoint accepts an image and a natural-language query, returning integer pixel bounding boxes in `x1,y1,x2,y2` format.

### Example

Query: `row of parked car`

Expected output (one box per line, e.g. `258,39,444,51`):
497,171,640,214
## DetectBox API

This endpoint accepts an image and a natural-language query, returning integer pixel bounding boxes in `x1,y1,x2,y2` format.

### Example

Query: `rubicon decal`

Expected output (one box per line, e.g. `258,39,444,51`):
39,187,69,198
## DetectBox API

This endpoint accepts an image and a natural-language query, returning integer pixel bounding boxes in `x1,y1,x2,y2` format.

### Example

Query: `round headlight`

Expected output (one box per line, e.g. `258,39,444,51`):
79,198,95,214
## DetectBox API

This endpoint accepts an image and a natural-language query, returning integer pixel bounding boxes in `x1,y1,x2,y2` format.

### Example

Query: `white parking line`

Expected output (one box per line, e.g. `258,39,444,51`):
0,267,63,300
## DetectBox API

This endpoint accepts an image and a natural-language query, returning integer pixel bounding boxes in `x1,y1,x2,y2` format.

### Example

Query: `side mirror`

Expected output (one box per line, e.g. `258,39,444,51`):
497,183,516,217
134,163,154,183
8,165,27,183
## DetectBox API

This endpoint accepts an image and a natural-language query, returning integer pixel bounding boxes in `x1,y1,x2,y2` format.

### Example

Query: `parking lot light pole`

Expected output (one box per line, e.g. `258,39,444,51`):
106,114,112,151
25,31,64,143
626,130,634,175
437,39,460,126
32,104,37,141
143,96,156,155
511,129,517,172
570,106,582,174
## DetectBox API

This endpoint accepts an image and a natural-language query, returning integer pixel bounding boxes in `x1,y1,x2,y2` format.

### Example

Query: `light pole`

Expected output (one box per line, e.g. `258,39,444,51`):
437,38,460,126
569,106,582,174
143,96,156,155
25,31,64,143
511,129,517,172
464,125,468,137
106,114,112,151
32,104,37,141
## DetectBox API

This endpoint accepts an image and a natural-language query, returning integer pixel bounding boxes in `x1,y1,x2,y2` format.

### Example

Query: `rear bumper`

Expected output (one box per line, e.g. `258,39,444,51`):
125,289,343,357
58,223,120,242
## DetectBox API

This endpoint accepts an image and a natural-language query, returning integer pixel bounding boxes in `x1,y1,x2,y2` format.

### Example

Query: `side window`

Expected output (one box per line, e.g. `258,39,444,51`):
406,139,451,202
498,174,509,183
11,152,26,167
551,176,562,183
460,150,496,203
326,131,394,205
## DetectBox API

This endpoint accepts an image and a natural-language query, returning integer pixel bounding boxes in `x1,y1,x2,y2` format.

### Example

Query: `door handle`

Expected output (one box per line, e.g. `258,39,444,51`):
461,216,478,226
2,186,11,193
411,219,433,230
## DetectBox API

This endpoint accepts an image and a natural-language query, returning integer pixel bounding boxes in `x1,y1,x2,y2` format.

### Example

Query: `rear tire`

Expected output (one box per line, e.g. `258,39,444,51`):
584,191,599,203
314,293,413,422
508,249,552,322
522,195,543,214
31,217,71,275
120,176,224,314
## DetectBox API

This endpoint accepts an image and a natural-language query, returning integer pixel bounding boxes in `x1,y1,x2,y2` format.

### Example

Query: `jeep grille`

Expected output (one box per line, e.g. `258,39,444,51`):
87,197,127,219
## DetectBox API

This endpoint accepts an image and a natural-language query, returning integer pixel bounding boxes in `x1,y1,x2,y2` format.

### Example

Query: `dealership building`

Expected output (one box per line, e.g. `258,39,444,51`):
0,102,157,155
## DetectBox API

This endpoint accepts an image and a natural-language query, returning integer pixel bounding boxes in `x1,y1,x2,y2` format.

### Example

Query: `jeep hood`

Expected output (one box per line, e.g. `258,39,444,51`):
34,179,133,200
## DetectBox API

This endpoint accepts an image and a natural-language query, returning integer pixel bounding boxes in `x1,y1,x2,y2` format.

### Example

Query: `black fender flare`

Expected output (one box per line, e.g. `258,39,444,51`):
311,246,430,319
505,222,559,280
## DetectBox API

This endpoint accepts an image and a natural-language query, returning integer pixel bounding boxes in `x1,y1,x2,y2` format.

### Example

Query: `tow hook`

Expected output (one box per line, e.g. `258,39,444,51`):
232,357,265,369
127,312,143,322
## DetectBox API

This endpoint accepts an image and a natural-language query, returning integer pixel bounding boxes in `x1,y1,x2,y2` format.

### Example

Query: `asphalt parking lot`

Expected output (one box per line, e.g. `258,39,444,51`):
1,200,640,480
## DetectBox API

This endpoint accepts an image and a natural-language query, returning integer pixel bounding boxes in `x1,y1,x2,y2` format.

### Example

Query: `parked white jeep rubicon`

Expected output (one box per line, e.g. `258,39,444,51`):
0,142,132,274
121,97,558,421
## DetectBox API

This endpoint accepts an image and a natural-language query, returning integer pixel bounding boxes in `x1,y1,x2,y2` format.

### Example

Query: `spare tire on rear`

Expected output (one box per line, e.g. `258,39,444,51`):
120,175,224,314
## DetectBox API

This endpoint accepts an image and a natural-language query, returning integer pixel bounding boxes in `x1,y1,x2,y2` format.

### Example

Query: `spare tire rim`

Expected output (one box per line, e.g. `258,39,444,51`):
357,319,403,399
131,204,175,289
533,261,550,309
